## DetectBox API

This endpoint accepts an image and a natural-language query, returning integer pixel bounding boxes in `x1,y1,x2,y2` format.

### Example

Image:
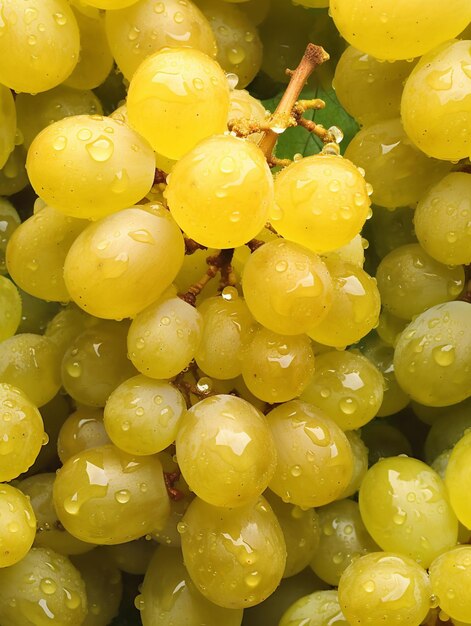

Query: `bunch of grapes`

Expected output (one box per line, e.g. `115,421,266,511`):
0,0,469,625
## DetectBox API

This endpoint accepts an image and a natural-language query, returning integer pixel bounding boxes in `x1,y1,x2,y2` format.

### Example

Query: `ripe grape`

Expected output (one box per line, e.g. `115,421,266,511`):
57,407,110,463
45,304,99,359
321,234,366,268
429,546,471,624
445,431,471,528
0,484,36,567
279,590,348,626
227,89,267,135
0,276,21,342
0,85,16,170
376,310,410,347
341,430,369,498
0,198,20,275
423,397,471,463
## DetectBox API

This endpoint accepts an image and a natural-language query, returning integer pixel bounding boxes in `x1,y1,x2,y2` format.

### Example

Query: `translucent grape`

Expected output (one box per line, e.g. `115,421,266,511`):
267,400,354,508
102,537,156,575
0,145,29,196
127,48,229,160
0,85,16,170
104,375,186,456
369,205,417,260
445,431,471,528
180,495,286,608
376,310,409,347
27,115,155,220
429,546,471,624
57,407,110,463
394,302,471,406
340,430,369,498
0,276,21,342
64,205,185,319
273,154,371,253
53,444,170,544
279,590,349,626
321,234,366,268
176,394,276,507
330,0,471,60
45,304,100,360
0,484,36,567
423,397,471,463
0,197,20,275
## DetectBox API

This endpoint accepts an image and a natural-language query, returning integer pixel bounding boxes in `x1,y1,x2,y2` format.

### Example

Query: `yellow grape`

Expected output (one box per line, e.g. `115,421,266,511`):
273,154,371,253
127,48,229,160
0,484,36,567
429,546,471,624
279,590,349,626
57,407,110,463
0,197,20,274
26,115,155,220
102,537,156,575
45,304,100,359
376,310,408,347
0,85,16,169
321,234,366,268
227,88,267,143
0,145,29,196
0,276,21,341
445,431,471,529
166,135,273,248
64,205,185,319
176,394,277,507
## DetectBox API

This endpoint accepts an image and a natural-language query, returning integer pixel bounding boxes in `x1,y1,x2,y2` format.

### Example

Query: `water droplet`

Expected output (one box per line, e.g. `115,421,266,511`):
53,136,67,151
86,136,114,162
40,578,57,595
227,47,246,65
226,73,239,90
245,572,261,588
174,11,184,23
290,465,302,477
115,490,130,504
177,521,188,534
220,156,235,174
222,286,238,301
27,34,36,46
66,361,82,378
328,179,341,193
363,580,375,593
154,2,165,13
134,594,145,611
275,260,288,273
24,7,38,24
393,510,407,525
432,345,455,366
111,169,129,194
340,397,357,415
427,67,454,91
64,496,80,515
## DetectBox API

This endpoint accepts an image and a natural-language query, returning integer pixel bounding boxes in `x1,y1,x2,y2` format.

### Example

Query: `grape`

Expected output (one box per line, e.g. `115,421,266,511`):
0,146,29,196
6,205,87,302
368,205,417,260
340,430,369,498
267,400,354,508
401,39,471,161
308,260,381,349
273,154,371,253
360,421,413,466
0,276,21,342
429,546,471,624
414,172,471,266
105,0,216,80
333,46,413,126
102,537,156,575
376,243,465,321
0,197,20,275
180,495,286,608
338,552,431,626
45,304,100,360
26,115,156,220
176,394,277,507
321,234,366,268
0,0,80,93
19,473,93,556
17,292,60,336
238,0,270,25
0,484,36,567
104,375,186,456
64,205,184,319
53,444,170,544
57,407,110,463
279,590,349,626
376,310,408,347
242,239,333,336
16,85,103,149
174,247,220,304
61,320,136,407
227,89,267,142
140,546,243,626
0,85,16,170
394,302,471,406
330,0,471,61
240,326,315,403
360,456,458,567
445,431,471,528
423,397,471,463
301,350,384,431
0,547,87,626
128,295,202,379
166,136,272,248
344,118,451,210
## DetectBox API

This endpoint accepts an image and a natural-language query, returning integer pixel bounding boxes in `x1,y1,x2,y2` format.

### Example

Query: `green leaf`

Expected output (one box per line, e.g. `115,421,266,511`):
262,84,359,159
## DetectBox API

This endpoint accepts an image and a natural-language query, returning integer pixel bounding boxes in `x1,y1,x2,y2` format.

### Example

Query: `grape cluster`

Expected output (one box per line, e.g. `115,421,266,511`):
0,1,469,625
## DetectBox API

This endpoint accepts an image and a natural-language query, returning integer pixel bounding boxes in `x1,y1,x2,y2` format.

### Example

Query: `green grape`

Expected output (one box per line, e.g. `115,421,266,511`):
242,239,333,336
174,247,220,304
273,154,371,254
241,326,315,403
65,9,113,90
45,304,100,360
166,135,274,249
16,85,103,150
376,309,408,347
61,320,136,407
360,421,412,466
105,0,216,80
267,400,354,508
0,334,61,407
0,0,80,93
345,119,451,210
357,334,410,417
308,260,381,349
53,444,170,544
445,431,471,528
376,244,465,321
27,393,70,475
429,546,471,624
140,546,243,626
321,234,366,268
369,205,417,260
310,499,378,587
0,145,29,196
0,276,21,341
71,550,122,626
0,484,36,567
301,350,384,431
330,0,471,61
16,292,60,336
196,0,262,88
264,491,320,579
127,48,230,160
414,173,471,266
279,590,349,626
0,85,16,170
180,495,286,609
26,115,155,220
333,47,413,126
423,398,471,463
57,406,110,463
0,197,20,275
102,537,156,575
6,205,88,302
238,0,270,25
401,39,471,161
394,302,471,406
340,430,368,498
176,394,277,507
128,296,203,380
338,552,431,626
104,375,186,456
64,205,184,319
0,547,87,626
359,456,458,567
19,473,93,555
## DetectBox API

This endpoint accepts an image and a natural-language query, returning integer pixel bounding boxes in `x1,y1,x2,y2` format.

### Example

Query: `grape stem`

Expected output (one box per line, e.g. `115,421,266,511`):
258,43,330,161
179,249,235,306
